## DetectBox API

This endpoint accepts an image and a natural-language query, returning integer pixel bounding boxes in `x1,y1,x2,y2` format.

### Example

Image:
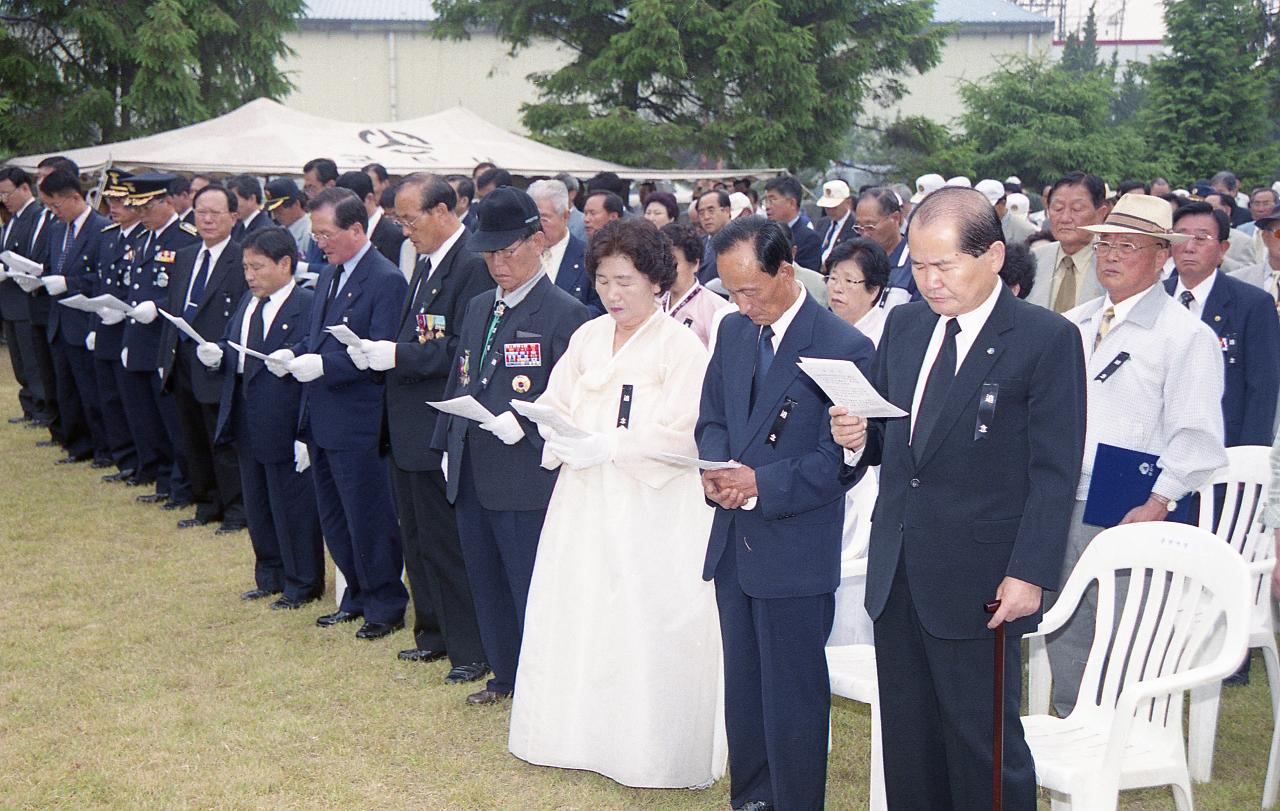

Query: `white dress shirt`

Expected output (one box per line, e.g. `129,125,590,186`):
186,233,230,310
909,279,1002,439
333,241,373,297
541,232,571,284
1172,269,1217,318
238,280,295,373
761,279,806,352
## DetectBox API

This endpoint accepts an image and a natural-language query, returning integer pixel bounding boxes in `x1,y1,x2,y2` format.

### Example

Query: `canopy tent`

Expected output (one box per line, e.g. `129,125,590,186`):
10,98,778,181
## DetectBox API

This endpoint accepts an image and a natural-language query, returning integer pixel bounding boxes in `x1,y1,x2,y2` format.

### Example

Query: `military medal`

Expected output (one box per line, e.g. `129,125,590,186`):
512,374,531,394
459,350,471,388
503,342,542,367
416,313,429,344
156,271,169,288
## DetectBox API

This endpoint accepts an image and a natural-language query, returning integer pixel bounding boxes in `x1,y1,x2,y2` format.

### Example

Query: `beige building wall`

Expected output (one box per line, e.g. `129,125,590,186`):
279,29,571,132
872,29,1054,125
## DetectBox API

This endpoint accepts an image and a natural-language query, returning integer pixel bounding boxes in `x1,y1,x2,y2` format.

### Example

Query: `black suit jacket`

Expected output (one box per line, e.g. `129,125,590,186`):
159,241,247,404
0,200,43,320
384,233,495,471
790,218,822,270
370,215,406,267
432,276,589,509
231,210,270,243
47,209,110,346
858,285,1086,639
24,209,55,326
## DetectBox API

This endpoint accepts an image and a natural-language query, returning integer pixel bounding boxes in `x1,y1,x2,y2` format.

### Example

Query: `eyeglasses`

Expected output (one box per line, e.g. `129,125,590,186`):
826,276,868,287
391,211,427,230
851,221,888,233
193,207,229,218
1095,239,1156,257
312,231,339,244
1174,232,1221,244
0,191,11,201
483,236,529,260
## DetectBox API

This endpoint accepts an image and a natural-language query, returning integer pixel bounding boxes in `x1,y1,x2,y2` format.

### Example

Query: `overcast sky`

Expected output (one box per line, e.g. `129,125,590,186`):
1060,0,1164,40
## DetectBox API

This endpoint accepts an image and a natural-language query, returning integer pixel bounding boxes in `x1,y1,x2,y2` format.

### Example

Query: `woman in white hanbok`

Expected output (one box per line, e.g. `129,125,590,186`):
508,219,727,788
824,238,902,645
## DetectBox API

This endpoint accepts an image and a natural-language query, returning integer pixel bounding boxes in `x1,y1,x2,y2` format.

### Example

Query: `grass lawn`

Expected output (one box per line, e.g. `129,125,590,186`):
0,355,1273,809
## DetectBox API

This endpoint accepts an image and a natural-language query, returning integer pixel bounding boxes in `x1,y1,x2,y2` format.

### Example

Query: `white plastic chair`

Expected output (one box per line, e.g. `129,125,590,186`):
1025,522,1251,810
826,644,884,811
1187,445,1279,791
830,471,878,647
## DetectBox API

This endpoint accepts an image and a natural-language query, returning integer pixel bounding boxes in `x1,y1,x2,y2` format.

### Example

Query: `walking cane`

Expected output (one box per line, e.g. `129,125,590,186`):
985,600,1004,811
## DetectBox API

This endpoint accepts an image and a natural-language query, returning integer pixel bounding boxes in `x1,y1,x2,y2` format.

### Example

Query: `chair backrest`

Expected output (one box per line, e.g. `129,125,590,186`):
841,470,879,573
1196,444,1275,614
1063,523,1251,729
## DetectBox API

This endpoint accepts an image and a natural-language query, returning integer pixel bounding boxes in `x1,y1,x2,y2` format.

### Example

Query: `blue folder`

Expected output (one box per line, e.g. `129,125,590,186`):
1083,443,1193,528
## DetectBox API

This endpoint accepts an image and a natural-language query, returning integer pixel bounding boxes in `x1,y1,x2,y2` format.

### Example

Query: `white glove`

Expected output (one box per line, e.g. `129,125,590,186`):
98,308,126,326
14,275,42,293
362,339,397,371
265,348,295,378
346,343,370,370
293,441,311,473
42,275,67,295
196,341,224,369
479,410,524,445
288,353,325,382
85,331,96,351
121,347,129,367
128,301,158,324
547,431,614,470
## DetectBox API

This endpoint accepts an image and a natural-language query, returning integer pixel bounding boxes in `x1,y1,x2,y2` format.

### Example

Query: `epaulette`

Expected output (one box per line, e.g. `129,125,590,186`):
179,221,198,235
101,222,120,232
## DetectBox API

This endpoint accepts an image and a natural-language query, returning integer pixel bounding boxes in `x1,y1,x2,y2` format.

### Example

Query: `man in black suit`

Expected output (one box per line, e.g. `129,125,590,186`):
348,173,493,680
816,179,856,270
157,183,247,533
206,226,325,608
833,187,1086,810
21,170,61,447
447,175,477,231
527,179,603,315
38,168,111,465
227,175,271,242
431,187,590,705
764,175,822,271
336,171,404,266
694,189,734,283
0,166,50,424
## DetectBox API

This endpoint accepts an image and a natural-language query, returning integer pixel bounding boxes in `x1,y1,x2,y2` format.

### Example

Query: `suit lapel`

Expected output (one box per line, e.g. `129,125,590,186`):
473,279,546,395
324,254,366,329
193,240,236,320
915,288,1015,469
1201,272,1232,334
737,296,816,452
893,307,938,412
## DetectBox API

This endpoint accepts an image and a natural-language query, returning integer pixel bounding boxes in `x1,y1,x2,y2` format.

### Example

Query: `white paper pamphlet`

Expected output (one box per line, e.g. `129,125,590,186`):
156,309,207,344
325,324,364,348
56,294,94,311
508,400,589,439
228,341,271,361
647,452,743,471
797,356,907,418
0,250,44,277
84,294,132,313
427,395,497,424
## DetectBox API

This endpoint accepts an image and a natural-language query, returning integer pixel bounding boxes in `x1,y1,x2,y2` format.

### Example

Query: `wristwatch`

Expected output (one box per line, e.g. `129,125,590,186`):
1150,492,1179,512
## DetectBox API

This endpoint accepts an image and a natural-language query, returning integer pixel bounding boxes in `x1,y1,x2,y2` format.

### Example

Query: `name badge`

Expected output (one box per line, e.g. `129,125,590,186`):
616,384,634,428
1094,351,1131,382
504,342,542,367
766,397,799,448
975,382,998,440
1220,333,1239,364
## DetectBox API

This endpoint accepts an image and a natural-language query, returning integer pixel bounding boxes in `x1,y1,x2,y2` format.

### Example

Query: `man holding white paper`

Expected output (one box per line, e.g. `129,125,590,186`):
1046,193,1227,716
0,166,50,426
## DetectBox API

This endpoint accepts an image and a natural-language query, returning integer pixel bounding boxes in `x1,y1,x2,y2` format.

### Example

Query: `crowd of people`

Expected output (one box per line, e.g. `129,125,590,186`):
1,151,1279,810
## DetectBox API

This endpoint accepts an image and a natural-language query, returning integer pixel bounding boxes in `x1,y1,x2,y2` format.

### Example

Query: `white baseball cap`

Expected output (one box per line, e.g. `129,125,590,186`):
1006,192,1030,216
728,191,753,218
1005,175,1022,186
911,173,945,204
816,179,851,208
945,176,972,188
974,179,1006,206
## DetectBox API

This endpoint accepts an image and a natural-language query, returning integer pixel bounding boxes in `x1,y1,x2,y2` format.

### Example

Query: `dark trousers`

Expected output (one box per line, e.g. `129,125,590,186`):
151,373,190,502
310,443,407,624
391,460,485,665
454,452,545,695
172,355,242,522
63,341,109,461
713,533,834,811
118,368,171,488
3,317,39,417
93,356,137,472
875,558,1036,811
235,391,324,600
28,322,61,442
51,339,93,457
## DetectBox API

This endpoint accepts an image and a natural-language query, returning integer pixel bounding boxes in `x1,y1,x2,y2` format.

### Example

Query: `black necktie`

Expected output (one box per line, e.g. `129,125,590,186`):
912,318,961,461
324,267,344,318
247,297,267,351
750,325,775,409
183,249,211,332
1179,290,1194,309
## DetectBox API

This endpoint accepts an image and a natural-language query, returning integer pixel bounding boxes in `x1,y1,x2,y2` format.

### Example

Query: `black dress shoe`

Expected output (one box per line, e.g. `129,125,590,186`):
9,415,29,424
135,492,169,504
124,476,155,488
270,594,321,610
398,648,448,663
738,802,774,811
445,663,489,684
102,468,136,483
27,416,53,428
315,610,361,627
355,619,405,640
240,587,282,601
162,500,192,511
214,521,247,535
465,688,510,706
56,454,91,465
177,516,212,529
35,439,58,447
90,458,114,469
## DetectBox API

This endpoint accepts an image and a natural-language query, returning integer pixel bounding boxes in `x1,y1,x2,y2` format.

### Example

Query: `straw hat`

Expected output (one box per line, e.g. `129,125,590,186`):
1079,193,1191,243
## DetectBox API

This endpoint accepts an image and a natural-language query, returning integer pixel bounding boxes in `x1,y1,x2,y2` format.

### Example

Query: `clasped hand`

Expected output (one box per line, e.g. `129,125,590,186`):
702,465,757,510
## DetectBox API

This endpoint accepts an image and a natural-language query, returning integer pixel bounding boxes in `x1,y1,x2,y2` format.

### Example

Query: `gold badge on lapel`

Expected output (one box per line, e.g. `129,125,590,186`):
512,374,531,394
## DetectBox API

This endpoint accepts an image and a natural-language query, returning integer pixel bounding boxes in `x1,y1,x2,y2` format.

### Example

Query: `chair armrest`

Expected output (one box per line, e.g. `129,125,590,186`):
1027,634,1052,715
